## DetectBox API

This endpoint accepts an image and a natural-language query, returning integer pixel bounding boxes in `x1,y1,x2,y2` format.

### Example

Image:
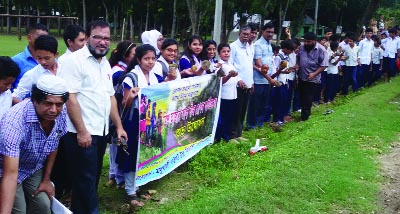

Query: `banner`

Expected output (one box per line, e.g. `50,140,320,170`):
135,74,221,187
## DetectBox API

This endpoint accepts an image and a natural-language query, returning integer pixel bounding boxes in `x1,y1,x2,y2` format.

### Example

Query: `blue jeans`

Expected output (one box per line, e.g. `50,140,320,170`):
324,74,339,102
247,84,270,128
343,66,358,95
271,85,288,122
64,132,107,214
372,64,381,81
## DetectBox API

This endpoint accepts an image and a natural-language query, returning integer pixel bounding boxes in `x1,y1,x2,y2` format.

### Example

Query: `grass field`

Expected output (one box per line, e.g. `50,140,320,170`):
2,34,399,213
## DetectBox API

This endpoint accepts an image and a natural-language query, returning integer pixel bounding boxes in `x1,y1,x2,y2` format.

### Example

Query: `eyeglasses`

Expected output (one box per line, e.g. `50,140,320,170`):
165,48,178,53
91,34,111,42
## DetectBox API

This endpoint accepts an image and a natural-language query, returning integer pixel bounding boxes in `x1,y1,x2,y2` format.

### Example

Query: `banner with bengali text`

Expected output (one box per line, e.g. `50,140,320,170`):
135,74,221,187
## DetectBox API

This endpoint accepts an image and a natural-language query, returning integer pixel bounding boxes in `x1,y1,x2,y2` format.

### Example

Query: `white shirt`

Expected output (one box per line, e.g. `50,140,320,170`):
0,90,12,120
12,64,57,100
326,49,340,74
58,45,115,135
272,50,291,84
382,37,400,58
287,52,297,80
229,39,254,87
344,45,359,66
358,38,374,65
219,60,240,100
58,49,72,65
338,41,349,66
123,65,159,88
372,46,384,64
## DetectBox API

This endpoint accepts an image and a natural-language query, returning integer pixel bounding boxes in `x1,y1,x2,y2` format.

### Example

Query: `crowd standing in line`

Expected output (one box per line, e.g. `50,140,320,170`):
1,16,400,212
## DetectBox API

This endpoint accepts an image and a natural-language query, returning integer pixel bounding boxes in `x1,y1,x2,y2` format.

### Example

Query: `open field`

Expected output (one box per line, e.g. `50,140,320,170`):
2,34,400,213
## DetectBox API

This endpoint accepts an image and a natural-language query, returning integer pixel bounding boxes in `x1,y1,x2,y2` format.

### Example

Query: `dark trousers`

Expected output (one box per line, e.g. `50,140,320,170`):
51,138,71,199
358,64,368,87
247,84,270,128
216,99,237,141
343,66,358,95
63,132,107,214
271,85,288,122
383,57,396,78
286,80,294,116
324,74,339,102
372,64,382,81
232,87,250,138
299,80,318,121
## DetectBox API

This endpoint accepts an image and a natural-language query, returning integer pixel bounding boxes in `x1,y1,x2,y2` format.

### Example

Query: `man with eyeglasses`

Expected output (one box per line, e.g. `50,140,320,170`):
58,20,127,214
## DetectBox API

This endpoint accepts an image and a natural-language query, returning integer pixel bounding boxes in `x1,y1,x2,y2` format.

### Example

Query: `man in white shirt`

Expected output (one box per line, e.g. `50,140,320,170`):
228,25,254,139
58,25,86,65
58,20,127,214
358,28,374,87
382,28,400,82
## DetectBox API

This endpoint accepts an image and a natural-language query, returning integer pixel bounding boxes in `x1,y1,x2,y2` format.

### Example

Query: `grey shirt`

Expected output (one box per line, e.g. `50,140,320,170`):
297,43,329,83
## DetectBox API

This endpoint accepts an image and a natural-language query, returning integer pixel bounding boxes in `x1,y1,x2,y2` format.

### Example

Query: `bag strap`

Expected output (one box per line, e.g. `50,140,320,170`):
157,60,169,79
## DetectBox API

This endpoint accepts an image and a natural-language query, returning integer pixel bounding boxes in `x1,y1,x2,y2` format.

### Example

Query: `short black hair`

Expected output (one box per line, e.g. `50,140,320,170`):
291,37,301,47
161,38,178,50
86,20,109,37
0,56,20,80
365,27,373,33
272,44,280,52
63,25,85,47
388,27,397,34
280,39,295,51
344,31,355,39
330,42,339,50
262,22,274,31
248,22,259,31
31,84,69,103
303,32,317,40
217,43,230,53
325,28,333,33
329,34,340,42
29,23,48,34
34,35,58,54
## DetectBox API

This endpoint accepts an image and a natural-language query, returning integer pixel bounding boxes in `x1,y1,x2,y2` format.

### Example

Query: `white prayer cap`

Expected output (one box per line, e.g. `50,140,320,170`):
36,75,68,96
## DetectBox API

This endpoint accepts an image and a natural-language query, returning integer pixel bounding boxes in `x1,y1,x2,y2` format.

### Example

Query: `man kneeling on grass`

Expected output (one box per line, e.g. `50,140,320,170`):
0,75,69,214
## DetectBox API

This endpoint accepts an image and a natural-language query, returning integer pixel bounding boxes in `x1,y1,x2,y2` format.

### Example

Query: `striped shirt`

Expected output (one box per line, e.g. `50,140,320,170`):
0,100,67,183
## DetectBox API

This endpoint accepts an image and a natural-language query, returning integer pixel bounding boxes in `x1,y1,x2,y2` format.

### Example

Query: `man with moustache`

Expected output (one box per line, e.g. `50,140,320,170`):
247,22,278,129
58,20,127,214
296,32,328,121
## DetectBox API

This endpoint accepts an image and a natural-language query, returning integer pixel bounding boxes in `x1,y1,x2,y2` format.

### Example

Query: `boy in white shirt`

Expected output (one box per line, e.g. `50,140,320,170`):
371,35,384,83
0,57,20,119
325,42,342,102
215,43,245,142
343,35,360,95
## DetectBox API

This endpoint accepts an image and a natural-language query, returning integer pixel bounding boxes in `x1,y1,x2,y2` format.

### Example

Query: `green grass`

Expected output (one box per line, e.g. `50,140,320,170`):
97,78,400,213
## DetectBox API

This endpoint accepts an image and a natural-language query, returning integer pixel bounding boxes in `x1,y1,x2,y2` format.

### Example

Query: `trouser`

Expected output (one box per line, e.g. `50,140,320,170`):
216,99,237,141
299,80,318,121
64,132,107,214
232,87,250,138
313,72,325,103
358,64,369,87
372,64,382,81
12,168,51,214
247,84,270,128
51,138,71,199
286,80,294,116
109,143,125,184
324,73,339,102
383,57,396,79
343,66,358,95
271,84,288,122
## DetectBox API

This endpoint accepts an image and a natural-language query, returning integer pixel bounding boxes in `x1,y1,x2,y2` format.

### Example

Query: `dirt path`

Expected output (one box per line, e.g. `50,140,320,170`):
379,141,400,214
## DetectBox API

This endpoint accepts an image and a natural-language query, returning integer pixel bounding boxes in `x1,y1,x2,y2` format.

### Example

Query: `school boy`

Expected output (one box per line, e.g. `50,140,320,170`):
0,57,20,118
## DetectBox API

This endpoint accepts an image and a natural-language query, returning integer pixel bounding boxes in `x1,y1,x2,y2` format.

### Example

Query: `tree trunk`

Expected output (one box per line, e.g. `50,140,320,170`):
276,0,290,44
102,0,109,23
145,3,149,31
82,0,87,29
6,0,10,34
358,0,380,32
171,0,177,38
113,5,119,39
130,5,134,41
186,0,199,35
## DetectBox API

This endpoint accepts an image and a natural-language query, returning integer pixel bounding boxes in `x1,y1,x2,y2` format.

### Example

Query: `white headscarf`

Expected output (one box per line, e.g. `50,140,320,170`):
141,29,162,56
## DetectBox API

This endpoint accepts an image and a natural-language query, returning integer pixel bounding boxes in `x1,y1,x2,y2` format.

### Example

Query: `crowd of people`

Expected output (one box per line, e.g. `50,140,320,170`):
0,17,399,213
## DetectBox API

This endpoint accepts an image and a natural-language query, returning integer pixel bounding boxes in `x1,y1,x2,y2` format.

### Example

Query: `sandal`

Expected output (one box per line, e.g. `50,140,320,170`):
136,189,152,200
127,194,144,207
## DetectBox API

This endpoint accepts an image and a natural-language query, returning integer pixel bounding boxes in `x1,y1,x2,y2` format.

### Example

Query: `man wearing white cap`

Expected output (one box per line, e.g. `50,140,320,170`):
0,75,69,214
